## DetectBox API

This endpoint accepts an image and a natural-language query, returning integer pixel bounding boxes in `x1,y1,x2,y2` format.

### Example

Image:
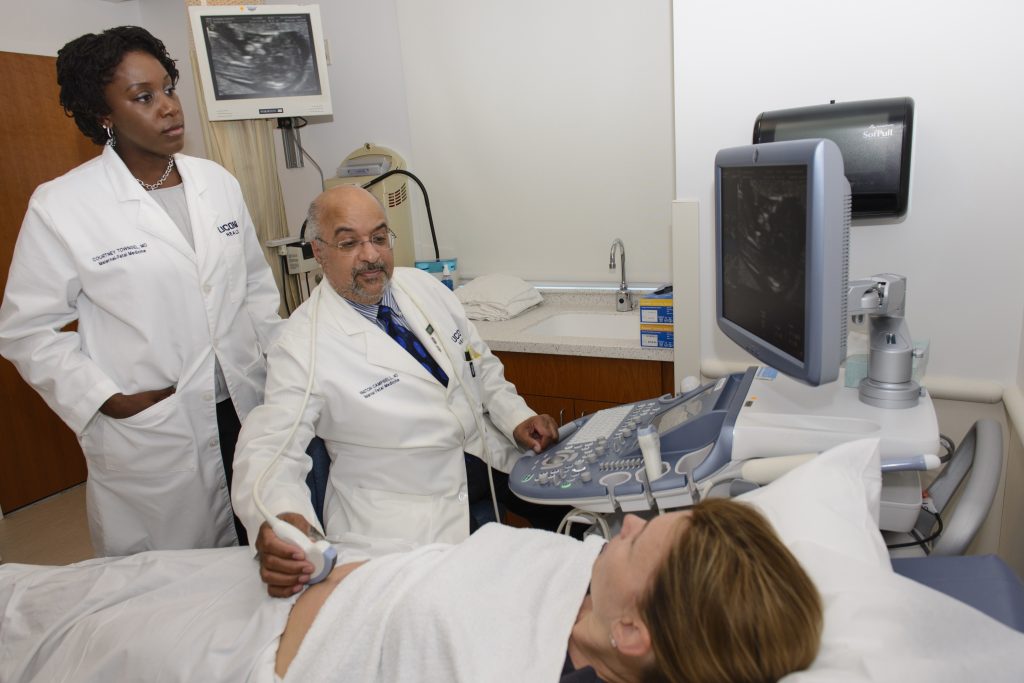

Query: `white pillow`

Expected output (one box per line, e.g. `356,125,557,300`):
738,438,890,572
737,439,1024,683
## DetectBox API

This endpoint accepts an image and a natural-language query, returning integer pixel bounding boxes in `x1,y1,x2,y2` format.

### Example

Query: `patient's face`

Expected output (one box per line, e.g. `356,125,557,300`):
590,511,690,622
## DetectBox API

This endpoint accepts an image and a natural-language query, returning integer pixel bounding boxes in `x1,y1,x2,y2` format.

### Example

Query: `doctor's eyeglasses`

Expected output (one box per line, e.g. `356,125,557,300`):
315,229,396,253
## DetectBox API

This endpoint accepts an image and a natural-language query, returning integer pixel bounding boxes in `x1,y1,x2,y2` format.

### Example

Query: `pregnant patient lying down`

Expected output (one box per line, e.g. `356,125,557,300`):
0,499,820,683
9,441,1024,682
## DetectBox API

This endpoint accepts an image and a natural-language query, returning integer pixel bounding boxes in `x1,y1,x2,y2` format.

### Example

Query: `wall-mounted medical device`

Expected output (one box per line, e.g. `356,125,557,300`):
188,4,333,122
265,234,321,310
753,97,914,218
324,144,415,268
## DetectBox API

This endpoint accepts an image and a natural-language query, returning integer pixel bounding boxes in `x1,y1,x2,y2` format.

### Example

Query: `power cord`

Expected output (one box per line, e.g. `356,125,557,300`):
938,433,955,464
886,505,944,550
278,253,293,315
557,509,611,539
363,169,441,260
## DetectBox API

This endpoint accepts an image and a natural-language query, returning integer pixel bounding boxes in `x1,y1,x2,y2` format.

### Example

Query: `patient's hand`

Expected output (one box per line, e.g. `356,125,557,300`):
256,512,317,598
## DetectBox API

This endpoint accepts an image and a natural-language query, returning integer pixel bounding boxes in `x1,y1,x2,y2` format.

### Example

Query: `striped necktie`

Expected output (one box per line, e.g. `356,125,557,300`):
377,305,449,387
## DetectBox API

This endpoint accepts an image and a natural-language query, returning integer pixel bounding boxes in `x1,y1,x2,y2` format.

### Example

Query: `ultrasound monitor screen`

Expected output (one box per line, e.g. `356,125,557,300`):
719,165,807,362
200,14,322,100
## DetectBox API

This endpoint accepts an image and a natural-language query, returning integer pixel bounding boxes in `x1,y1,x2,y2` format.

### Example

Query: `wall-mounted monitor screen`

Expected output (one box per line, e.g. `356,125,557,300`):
715,139,851,386
188,4,332,122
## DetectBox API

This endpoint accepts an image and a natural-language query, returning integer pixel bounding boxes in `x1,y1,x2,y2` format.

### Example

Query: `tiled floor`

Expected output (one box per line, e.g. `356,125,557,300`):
0,484,94,566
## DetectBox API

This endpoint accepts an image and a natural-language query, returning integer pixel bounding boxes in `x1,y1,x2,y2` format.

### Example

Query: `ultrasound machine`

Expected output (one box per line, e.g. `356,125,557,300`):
509,98,1021,631
511,113,947,537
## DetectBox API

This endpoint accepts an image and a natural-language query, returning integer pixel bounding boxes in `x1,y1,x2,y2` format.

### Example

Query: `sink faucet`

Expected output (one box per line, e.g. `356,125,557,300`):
608,238,634,312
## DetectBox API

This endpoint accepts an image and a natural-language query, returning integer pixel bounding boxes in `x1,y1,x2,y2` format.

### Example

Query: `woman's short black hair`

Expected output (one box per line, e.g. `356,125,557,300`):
56,26,178,145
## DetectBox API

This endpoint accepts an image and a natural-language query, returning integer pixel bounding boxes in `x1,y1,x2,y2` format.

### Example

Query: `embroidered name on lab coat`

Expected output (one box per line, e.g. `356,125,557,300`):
91,242,148,266
451,328,464,345
360,373,400,398
217,220,239,237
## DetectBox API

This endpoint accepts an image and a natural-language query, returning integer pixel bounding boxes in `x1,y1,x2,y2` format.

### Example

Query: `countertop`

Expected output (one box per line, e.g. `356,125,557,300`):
472,289,673,362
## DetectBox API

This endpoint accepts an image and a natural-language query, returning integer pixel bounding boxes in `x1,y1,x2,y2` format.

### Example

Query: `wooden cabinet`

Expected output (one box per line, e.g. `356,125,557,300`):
494,351,673,425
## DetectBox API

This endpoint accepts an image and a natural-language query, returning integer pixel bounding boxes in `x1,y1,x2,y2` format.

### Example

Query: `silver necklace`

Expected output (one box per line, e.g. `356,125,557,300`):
136,157,176,191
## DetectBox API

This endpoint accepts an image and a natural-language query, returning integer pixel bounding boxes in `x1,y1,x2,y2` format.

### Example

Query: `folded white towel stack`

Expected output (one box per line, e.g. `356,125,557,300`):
455,273,543,321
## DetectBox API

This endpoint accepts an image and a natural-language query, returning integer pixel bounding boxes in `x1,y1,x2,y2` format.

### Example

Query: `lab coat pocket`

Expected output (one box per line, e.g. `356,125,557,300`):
95,393,197,474
346,486,437,542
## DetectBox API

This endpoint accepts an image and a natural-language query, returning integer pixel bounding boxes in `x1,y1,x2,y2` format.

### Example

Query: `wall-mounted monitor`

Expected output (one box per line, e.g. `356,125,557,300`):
188,4,332,122
753,98,913,218
715,139,851,386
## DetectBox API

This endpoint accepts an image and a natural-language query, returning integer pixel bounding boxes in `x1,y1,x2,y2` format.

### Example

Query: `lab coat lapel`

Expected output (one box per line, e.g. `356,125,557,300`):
389,274,457,388
101,147,196,264
319,285,437,384
178,159,225,278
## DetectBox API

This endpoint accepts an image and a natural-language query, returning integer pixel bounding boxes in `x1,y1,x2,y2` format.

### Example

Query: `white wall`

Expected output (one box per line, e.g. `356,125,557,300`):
0,1,141,56
393,0,675,283
674,0,1024,387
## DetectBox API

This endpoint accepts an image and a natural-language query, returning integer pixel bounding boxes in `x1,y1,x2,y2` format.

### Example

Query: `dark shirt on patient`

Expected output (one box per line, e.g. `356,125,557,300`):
560,653,603,682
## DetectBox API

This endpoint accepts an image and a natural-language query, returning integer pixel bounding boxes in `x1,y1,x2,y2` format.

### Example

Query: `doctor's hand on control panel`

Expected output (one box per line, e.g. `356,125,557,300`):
231,185,568,597
513,414,560,453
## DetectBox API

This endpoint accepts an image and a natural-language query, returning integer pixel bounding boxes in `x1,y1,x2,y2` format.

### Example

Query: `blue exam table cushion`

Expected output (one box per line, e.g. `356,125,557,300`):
892,554,1024,633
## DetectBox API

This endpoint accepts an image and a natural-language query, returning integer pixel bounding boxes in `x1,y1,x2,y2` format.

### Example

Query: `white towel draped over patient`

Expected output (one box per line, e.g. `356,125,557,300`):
284,523,605,683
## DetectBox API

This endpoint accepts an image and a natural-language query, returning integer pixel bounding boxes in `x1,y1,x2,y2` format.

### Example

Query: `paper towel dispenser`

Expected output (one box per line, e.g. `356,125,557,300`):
753,97,914,218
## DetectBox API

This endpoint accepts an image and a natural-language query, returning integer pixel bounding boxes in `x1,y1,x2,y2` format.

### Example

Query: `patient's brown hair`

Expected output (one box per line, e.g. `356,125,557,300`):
640,498,823,683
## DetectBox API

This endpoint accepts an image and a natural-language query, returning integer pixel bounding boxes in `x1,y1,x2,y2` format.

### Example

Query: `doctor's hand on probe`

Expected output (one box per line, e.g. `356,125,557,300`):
513,414,560,454
98,386,176,419
255,512,317,598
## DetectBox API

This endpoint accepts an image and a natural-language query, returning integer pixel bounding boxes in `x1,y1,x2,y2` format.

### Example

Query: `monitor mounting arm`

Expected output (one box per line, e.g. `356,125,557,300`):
847,274,922,408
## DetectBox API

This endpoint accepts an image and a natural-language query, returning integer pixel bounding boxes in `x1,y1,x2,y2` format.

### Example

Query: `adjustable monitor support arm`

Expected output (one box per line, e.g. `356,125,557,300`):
846,274,922,409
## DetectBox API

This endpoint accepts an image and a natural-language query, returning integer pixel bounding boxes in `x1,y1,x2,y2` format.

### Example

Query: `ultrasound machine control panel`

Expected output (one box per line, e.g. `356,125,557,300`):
509,369,755,513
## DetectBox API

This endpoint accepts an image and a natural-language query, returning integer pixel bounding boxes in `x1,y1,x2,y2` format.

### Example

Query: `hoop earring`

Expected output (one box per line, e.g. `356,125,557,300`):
104,125,116,148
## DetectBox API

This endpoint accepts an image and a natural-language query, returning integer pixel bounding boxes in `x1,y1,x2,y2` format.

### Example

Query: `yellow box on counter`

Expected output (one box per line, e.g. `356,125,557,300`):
639,293,673,324
640,323,673,348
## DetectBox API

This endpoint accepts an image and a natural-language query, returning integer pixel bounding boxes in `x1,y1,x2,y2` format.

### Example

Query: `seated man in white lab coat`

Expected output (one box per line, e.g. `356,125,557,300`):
232,185,561,597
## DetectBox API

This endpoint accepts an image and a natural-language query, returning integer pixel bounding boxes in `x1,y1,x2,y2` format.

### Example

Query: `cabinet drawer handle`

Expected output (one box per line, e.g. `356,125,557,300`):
558,408,564,426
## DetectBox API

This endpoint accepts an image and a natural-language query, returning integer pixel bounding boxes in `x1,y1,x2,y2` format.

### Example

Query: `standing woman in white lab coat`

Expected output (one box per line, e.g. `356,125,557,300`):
0,27,282,556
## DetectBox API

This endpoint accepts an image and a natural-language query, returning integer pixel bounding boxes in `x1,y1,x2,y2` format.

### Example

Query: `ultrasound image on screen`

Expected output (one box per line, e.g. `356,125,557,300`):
201,14,322,100
720,166,806,362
